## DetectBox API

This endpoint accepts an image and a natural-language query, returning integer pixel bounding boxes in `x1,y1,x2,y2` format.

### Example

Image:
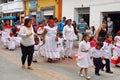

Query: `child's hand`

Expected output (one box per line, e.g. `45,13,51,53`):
90,57,93,59
101,56,105,60
55,36,58,42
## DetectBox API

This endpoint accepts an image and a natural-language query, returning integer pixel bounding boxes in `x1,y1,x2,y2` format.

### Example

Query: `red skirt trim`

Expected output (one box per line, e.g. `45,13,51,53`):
111,56,120,65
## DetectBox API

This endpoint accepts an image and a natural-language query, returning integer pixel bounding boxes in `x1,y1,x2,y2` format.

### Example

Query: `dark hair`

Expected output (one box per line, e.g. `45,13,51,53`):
105,33,112,38
58,32,63,37
34,37,39,42
90,36,94,41
24,18,31,26
63,17,66,19
91,26,95,34
65,19,72,25
82,33,89,41
96,42,103,47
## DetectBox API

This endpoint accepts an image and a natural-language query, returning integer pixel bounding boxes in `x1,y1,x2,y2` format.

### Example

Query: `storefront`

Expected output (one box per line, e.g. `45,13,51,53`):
0,0,24,25
37,0,62,21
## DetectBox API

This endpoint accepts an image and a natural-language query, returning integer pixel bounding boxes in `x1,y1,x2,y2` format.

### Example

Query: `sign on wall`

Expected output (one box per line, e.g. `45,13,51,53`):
29,1,37,10
36,11,41,25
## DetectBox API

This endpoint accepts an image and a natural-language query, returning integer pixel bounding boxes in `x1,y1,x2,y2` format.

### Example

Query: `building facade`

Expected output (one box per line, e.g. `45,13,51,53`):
0,0,24,24
62,0,120,31
25,0,62,22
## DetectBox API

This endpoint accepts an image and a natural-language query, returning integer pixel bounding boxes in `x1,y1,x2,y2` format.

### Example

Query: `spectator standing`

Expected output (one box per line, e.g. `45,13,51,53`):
77,18,88,41
58,17,66,33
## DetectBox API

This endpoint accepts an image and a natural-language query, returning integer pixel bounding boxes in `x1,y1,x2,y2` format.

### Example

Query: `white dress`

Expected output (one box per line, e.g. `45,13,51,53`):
114,36,120,57
37,27,45,56
44,26,60,59
1,30,11,48
33,44,41,61
8,37,16,50
57,37,65,58
77,40,93,68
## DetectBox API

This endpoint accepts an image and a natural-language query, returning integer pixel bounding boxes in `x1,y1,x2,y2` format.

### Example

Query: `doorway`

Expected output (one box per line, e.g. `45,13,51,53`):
103,12,120,35
77,7,90,26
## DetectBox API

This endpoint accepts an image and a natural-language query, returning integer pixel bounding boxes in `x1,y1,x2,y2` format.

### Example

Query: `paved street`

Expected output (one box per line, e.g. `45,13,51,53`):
0,43,120,80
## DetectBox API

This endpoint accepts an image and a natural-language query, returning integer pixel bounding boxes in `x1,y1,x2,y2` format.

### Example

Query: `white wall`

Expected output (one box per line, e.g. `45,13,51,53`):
62,0,120,29
62,0,91,20
90,1,120,29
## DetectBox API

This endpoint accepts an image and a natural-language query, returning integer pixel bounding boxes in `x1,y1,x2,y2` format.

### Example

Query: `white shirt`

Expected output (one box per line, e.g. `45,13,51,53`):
63,25,75,40
102,42,113,59
78,40,91,53
34,44,41,51
90,47,103,58
18,26,35,46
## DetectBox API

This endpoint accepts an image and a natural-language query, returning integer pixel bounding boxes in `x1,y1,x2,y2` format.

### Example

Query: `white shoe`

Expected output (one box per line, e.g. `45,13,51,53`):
78,72,84,77
86,76,91,80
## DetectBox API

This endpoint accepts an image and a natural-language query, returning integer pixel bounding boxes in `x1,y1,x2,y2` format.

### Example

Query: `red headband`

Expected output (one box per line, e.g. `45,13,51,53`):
48,19,54,23
117,30,120,35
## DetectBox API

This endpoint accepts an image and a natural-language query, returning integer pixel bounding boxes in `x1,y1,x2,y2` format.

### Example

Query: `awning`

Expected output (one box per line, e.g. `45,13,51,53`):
1,16,16,20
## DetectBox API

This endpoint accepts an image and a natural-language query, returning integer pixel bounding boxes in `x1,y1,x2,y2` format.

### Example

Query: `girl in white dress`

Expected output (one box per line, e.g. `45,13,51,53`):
33,37,43,63
42,19,60,62
37,25,45,57
111,30,120,67
57,32,65,59
77,33,92,79
63,19,76,59
8,32,16,50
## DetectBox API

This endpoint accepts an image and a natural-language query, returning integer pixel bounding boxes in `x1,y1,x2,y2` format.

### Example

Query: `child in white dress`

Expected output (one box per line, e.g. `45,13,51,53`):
77,33,92,79
111,30,120,67
57,33,65,59
33,37,43,63
8,32,16,50
37,26,45,57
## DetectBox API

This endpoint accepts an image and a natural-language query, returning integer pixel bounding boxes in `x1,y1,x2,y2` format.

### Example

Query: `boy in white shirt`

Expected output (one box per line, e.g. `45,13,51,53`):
101,34,113,73
90,42,103,76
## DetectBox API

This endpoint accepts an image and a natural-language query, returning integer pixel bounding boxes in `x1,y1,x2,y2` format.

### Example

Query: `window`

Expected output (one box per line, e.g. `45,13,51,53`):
4,0,8,3
9,0,14,1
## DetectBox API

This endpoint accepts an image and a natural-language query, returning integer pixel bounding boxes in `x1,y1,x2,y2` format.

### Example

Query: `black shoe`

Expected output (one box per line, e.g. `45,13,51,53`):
106,71,113,74
101,69,104,71
115,65,120,67
68,56,73,59
64,55,67,58
62,57,65,60
95,73,100,76
33,61,37,63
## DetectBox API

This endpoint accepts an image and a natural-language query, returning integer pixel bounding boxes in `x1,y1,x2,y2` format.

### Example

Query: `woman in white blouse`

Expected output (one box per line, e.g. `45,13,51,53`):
63,19,76,59
19,18,35,70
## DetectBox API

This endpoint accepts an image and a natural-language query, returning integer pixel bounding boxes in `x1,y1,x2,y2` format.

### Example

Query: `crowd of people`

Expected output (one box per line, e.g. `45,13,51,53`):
0,16,120,80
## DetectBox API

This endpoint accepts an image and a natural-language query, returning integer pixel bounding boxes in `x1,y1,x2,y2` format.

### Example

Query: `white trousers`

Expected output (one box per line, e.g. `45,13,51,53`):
78,33,83,41
65,40,73,56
